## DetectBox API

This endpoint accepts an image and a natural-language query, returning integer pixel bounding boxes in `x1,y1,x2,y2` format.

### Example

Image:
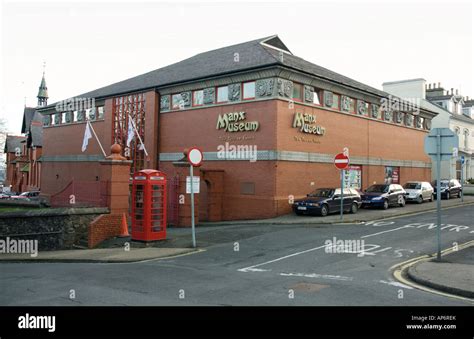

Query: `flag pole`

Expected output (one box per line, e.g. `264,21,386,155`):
87,120,107,158
128,114,149,157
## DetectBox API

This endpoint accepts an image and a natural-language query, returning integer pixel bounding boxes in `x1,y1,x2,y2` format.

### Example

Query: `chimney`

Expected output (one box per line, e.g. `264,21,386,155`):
438,82,441,88
456,89,459,95
428,84,431,90
450,88,454,95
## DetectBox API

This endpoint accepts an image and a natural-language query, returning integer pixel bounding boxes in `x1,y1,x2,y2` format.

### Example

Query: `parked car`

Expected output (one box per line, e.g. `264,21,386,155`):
0,192,15,199
432,179,462,199
361,184,406,209
403,181,434,203
11,191,41,201
293,188,362,217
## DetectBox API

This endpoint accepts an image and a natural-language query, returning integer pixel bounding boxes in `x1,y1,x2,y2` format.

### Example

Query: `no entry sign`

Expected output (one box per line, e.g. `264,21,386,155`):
187,147,203,167
334,153,349,170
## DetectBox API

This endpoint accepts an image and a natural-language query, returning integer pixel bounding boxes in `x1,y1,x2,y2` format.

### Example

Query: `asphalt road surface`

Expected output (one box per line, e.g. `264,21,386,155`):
1,205,473,306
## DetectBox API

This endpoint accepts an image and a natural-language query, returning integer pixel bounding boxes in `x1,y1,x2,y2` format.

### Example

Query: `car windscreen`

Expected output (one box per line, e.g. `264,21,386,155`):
308,189,334,198
403,183,421,190
19,192,29,196
365,185,389,193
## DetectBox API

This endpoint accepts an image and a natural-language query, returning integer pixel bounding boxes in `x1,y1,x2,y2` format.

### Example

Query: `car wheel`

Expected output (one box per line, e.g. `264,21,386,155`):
446,192,450,200
350,202,358,214
429,194,433,202
320,204,329,217
399,197,406,207
383,200,389,210
417,195,423,204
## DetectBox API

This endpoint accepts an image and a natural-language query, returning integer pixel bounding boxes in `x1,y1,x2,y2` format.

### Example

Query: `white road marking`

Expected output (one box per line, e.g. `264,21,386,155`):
379,280,413,289
280,272,353,281
361,225,415,239
393,249,414,258
238,244,328,272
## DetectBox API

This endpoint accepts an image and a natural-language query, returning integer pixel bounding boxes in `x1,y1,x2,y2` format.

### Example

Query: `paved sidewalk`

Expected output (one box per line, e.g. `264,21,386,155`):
200,196,474,226
407,244,474,299
0,247,198,263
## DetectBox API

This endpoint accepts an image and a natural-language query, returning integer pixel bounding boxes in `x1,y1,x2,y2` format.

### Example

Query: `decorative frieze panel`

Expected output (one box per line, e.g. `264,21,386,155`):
54,113,62,125
384,110,393,121
415,116,423,129
77,110,85,122
424,119,431,130
405,114,414,127
341,96,351,112
43,115,50,127
65,111,73,123
395,111,404,124
160,95,170,111
203,88,215,104
304,86,314,103
357,100,368,115
180,91,192,107
371,104,379,118
277,79,293,98
256,79,274,97
324,91,333,107
228,84,241,101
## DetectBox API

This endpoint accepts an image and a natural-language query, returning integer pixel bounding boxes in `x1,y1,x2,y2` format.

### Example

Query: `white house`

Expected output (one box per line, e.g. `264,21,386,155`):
382,79,473,181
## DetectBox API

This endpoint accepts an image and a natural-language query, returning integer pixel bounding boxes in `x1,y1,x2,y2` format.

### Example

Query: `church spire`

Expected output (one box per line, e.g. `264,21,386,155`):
37,62,48,107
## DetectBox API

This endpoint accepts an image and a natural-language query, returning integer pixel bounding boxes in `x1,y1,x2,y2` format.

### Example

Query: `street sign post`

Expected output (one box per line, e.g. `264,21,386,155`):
424,128,459,261
334,152,350,220
460,155,465,202
187,147,203,248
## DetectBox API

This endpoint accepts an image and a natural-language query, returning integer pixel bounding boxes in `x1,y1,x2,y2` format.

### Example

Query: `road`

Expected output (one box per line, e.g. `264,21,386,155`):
1,205,473,306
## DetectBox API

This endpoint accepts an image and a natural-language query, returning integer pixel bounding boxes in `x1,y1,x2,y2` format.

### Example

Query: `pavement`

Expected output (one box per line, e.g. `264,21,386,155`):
1,204,473,306
406,244,474,299
0,247,198,263
200,195,474,226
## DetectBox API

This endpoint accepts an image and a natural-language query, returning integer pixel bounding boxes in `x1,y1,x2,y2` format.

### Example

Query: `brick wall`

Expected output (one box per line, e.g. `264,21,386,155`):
88,214,124,248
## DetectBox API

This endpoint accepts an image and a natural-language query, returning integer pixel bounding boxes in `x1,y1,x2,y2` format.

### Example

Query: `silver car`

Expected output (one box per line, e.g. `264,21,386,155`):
403,181,434,203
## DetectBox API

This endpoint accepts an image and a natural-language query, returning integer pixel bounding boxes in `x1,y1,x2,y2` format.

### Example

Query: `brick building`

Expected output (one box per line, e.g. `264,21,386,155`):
37,36,438,222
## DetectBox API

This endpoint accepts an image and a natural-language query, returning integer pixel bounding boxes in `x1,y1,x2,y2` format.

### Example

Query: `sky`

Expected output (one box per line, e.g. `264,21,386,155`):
0,0,473,133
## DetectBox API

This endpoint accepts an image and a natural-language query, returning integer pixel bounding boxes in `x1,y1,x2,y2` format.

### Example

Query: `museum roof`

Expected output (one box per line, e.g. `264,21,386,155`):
41,35,399,110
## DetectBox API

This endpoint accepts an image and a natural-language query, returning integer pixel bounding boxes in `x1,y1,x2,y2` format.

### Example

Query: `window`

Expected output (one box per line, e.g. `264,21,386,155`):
243,82,256,100
61,112,66,124
349,98,355,113
97,106,104,119
331,94,339,109
217,86,228,103
193,90,204,106
313,91,320,105
293,83,303,101
172,93,183,110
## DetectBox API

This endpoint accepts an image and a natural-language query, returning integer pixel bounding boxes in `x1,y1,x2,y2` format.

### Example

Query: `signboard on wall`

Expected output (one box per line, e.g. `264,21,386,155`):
343,165,362,189
384,166,400,184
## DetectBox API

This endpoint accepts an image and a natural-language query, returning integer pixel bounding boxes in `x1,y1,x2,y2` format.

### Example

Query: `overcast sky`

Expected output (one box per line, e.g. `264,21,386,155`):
1,0,472,133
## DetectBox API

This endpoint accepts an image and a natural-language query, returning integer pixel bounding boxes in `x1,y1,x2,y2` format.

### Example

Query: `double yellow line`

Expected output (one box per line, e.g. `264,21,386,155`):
390,240,474,303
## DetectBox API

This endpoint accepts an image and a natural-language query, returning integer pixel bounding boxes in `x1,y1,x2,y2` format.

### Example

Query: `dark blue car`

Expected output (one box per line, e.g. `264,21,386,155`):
361,184,406,209
293,188,362,217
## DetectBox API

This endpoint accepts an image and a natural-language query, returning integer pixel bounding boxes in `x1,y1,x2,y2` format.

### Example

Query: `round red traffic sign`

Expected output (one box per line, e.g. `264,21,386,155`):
187,147,203,167
334,153,349,170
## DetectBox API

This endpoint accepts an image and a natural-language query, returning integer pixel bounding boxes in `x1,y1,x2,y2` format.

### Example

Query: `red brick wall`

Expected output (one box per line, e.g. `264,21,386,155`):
88,214,124,248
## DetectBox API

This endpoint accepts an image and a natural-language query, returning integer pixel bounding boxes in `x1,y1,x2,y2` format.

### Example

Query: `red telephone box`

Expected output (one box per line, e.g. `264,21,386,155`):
131,169,167,241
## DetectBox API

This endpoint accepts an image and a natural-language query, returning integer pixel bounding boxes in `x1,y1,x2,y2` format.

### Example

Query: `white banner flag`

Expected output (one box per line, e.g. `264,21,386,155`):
127,116,135,147
81,121,92,152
